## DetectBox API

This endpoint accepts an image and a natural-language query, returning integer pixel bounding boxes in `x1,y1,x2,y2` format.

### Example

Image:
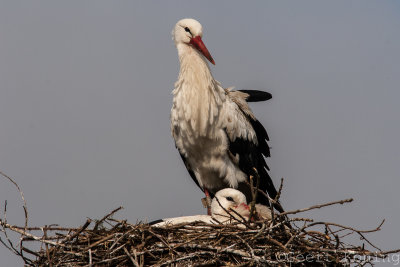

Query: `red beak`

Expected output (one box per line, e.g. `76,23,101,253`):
190,36,215,65
234,203,250,210
239,203,250,210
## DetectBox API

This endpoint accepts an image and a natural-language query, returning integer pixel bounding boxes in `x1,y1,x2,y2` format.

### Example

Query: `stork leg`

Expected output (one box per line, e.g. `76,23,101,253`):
204,188,212,215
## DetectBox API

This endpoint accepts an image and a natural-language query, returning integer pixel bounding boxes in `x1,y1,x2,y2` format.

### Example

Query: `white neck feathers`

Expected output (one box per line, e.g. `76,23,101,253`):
173,44,225,137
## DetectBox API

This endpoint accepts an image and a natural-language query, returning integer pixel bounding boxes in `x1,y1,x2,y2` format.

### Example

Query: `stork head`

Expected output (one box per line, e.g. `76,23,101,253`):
211,188,249,218
172,18,215,65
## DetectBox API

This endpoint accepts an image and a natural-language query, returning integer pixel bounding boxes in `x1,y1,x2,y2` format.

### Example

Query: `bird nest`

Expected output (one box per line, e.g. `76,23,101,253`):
1,172,399,266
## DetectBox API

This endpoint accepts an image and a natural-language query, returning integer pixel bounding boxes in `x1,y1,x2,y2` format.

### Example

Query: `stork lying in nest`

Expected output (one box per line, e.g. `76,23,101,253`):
151,188,271,227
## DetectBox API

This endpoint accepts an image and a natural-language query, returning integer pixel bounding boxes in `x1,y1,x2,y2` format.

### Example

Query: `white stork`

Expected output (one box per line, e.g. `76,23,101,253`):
151,188,271,227
210,188,272,222
171,18,283,214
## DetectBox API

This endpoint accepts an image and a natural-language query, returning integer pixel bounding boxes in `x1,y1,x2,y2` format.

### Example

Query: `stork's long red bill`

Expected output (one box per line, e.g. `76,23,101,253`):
190,36,215,65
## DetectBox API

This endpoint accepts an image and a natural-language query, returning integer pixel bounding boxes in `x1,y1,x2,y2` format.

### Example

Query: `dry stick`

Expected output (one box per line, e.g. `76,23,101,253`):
109,229,134,251
284,220,318,248
84,233,115,251
283,231,298,248
242,219,289,235
280,198,354,216
123,246,140,267
323,224,340,249
170,243,251,258
381,248,400,255
253,181,285,213
270,179,279,224
62,219,91,243
333,232,340,249
263,235,290,253
0,171,28,229
274,178,284,204
251,223,266,240
274,178,289,227
306,221,384,251
42,227,53,267
248,175,256,222
290,217,313,222
132,249,141,267
248,168,259,223
337,219,384,234
246,170,282,223
159,251,214,266
250,183,281,225
50,235,62,267
6,225,78,231
109,242,127,256
88,248,92,267
147,229,173,252
264,177,284,225
0,219,64,247
236,234,255,259
93,206,123,230
1,201,26,260
193,259,221,267
0,234,14,255
1,201,13,251
89,254,126,265
172,231,214,250
21,246,40,257
0,171,31,263
305,221,383,238
304,246,389,258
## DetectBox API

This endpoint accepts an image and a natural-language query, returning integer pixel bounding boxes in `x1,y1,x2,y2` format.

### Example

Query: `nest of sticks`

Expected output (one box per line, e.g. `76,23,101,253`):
1,172,399,266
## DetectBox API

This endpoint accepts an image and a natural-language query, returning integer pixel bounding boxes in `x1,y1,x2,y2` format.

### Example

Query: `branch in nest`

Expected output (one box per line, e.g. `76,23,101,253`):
280,198,354,216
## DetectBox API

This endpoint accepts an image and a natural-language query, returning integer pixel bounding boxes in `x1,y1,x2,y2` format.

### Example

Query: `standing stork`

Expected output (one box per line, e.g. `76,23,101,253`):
171,18,283,214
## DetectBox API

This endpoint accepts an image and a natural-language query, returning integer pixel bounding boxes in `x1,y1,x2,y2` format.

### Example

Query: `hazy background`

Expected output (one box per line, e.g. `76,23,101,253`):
1,1,399,266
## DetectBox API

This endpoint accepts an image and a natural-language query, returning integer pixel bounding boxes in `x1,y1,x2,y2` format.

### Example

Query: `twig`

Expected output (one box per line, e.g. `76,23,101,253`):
280,198,354,216
0,171,28,230
62,219,91,243
159,251,213,266
93,206,123,230
0,170,30,264
248,168,260,223
0,219,64,247
123,246,139,267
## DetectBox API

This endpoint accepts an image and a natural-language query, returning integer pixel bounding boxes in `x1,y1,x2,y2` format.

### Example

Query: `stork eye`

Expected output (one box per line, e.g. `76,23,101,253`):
184,27,191,33
226,196,234,202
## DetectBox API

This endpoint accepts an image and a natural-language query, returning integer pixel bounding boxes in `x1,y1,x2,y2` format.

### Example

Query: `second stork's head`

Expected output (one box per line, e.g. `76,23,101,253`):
172,18,215,65
211,188,250,219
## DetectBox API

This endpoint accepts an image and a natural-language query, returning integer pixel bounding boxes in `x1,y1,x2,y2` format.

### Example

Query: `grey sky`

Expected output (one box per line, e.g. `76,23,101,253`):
1,1,400,266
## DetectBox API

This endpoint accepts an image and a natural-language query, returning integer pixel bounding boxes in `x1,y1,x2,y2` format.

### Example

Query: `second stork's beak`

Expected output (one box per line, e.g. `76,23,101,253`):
190,36,215,65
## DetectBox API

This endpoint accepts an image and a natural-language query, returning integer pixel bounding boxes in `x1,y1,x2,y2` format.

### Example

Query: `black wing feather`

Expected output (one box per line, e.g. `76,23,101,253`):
148,219,164,225
227,116,284,213
251,119,270,158
238,90,272,102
